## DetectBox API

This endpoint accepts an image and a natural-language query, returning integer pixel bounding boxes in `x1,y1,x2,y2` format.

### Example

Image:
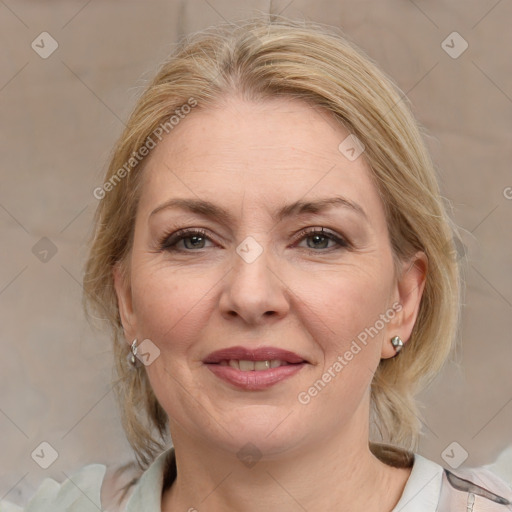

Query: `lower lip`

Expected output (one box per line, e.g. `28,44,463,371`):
205,363,306,390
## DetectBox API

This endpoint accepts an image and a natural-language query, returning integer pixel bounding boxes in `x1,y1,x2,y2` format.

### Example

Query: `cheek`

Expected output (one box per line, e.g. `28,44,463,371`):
130,264,213,353
296,269,391,413
298,262,394,351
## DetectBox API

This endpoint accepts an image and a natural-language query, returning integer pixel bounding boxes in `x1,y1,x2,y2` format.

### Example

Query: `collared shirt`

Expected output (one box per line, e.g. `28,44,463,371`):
1,447,511,511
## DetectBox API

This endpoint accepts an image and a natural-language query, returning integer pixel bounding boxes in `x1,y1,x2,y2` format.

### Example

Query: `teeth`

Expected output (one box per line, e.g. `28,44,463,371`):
254,360,270,370
239,360,255,371
224,360,289,371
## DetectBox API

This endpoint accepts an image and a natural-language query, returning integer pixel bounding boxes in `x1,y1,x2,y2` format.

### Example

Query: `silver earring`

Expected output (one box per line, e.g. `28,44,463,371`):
129,339,139,366
390,336,404,354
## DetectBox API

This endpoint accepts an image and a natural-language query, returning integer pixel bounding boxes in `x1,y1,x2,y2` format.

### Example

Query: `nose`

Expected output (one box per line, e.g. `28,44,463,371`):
218,238,290,325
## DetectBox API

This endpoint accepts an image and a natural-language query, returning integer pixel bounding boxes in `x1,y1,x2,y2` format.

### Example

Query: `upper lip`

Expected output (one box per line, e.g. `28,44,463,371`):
203,346,308,364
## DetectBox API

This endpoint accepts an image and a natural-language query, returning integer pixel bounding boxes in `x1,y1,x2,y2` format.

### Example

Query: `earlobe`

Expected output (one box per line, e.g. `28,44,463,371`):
112,261,136,343
381,251,428,359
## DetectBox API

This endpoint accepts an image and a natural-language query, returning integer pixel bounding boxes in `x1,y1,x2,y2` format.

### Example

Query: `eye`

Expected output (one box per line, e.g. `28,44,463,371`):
158,226,350,253
159,228,215,251
293,227,349,251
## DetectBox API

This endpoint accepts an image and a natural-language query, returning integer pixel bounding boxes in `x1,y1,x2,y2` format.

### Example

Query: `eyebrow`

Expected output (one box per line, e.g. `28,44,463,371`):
149,195,368,224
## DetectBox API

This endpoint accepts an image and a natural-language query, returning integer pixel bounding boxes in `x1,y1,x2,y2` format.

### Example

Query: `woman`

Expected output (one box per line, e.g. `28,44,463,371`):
4,14,511,512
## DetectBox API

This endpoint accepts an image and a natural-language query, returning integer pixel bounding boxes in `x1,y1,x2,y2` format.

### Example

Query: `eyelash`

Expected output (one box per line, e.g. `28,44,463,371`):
158,227,350,253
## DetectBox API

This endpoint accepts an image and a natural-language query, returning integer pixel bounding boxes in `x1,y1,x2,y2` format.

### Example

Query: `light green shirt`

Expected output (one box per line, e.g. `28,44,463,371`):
1,448,511,511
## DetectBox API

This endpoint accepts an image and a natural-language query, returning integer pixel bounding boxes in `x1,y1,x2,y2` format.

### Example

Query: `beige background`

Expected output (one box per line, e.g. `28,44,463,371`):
1,0,511,506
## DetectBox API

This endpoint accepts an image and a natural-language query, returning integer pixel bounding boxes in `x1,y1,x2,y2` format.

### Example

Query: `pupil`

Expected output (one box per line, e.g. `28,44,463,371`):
185,235,204,249
182,234,330,250
309,234,328,249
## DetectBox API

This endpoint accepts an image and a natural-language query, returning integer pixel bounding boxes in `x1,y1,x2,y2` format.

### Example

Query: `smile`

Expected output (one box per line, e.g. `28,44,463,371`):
218,359,292,370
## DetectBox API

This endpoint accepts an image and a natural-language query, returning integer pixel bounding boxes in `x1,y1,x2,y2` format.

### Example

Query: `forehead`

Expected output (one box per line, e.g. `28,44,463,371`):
137,96,385,228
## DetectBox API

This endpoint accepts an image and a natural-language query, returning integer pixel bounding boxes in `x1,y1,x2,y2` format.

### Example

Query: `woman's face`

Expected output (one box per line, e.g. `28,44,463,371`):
114,95,425,458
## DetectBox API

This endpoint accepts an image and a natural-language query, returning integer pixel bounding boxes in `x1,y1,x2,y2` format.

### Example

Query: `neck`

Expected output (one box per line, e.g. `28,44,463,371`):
161,407,412,511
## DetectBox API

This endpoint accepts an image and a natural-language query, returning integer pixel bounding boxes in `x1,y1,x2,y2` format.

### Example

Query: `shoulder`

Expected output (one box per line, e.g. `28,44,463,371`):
0,461,141,512
391,452,512,512
439,462,512,511
1,463,106,512
101,460,142,511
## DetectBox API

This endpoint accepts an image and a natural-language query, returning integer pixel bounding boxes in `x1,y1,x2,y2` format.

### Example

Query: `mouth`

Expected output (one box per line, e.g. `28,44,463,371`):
203,345,308,365
203,346,309,390
215,359,300,371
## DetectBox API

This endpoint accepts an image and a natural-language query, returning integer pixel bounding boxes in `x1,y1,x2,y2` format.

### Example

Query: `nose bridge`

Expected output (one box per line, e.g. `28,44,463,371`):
234,234,272,286
220,233,289,323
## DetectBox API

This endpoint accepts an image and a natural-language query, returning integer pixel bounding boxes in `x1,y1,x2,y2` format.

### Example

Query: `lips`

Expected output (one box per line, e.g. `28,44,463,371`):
203,346,309,390
203,346,307,364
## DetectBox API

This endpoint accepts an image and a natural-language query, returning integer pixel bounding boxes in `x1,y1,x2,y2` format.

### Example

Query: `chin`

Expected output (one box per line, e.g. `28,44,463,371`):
207,409,308,458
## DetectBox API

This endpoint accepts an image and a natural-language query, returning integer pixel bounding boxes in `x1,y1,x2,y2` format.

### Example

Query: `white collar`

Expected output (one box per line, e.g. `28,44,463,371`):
391,453,444,511
123,448,444,512
125,447,174,511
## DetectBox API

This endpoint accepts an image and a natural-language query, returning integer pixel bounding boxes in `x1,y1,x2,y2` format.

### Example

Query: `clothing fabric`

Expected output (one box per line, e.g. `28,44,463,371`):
1,447,511,511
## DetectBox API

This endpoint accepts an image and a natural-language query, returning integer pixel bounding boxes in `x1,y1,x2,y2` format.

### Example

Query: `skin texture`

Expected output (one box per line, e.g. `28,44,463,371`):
113,95,427,511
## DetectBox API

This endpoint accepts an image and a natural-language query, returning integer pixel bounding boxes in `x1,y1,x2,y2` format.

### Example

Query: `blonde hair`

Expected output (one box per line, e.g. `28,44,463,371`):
83,13,463,474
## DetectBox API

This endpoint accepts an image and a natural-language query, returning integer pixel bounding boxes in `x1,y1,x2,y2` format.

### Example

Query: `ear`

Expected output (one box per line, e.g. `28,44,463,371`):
112,261,137,345
381,251,428,359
